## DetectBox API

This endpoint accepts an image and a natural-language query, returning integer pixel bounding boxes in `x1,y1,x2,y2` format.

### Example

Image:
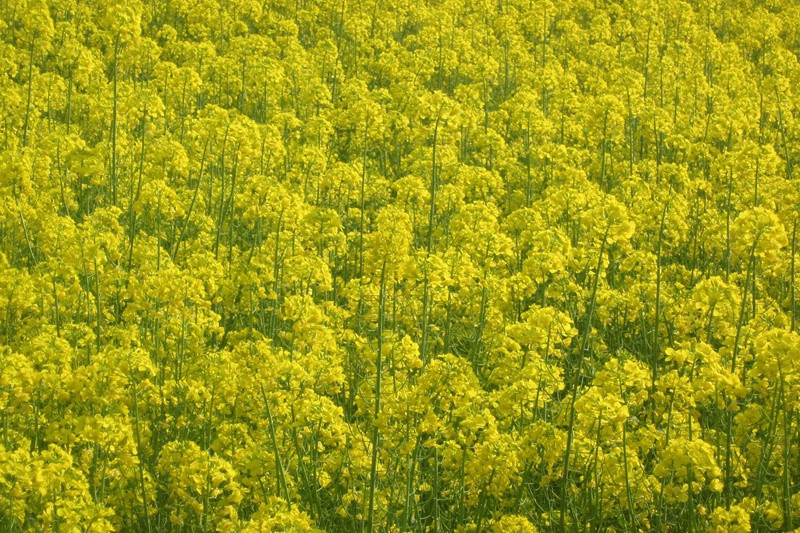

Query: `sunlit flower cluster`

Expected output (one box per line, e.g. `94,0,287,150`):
1,0,799,530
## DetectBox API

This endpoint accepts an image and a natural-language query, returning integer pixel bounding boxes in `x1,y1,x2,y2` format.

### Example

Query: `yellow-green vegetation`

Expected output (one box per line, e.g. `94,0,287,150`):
1,0,799,531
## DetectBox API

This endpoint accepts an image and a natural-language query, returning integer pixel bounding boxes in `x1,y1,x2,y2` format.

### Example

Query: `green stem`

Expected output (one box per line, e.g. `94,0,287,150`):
367,260,388,533
260,383,291,509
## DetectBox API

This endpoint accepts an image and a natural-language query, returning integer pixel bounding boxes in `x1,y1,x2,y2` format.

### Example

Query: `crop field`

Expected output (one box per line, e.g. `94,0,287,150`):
1,0,799,531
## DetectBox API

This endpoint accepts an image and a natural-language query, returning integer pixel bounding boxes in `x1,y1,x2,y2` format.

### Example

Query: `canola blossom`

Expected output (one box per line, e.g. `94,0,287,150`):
1,0,799,531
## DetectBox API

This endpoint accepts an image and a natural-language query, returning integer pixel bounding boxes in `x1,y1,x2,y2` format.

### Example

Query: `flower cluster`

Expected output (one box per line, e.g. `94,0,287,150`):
1,0,799,530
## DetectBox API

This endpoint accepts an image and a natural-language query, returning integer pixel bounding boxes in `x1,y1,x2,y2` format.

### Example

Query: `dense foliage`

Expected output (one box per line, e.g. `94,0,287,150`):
1,0,799,530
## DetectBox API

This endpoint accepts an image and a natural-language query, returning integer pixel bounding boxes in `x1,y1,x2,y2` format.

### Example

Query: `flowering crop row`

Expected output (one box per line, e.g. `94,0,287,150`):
1,0,799,531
